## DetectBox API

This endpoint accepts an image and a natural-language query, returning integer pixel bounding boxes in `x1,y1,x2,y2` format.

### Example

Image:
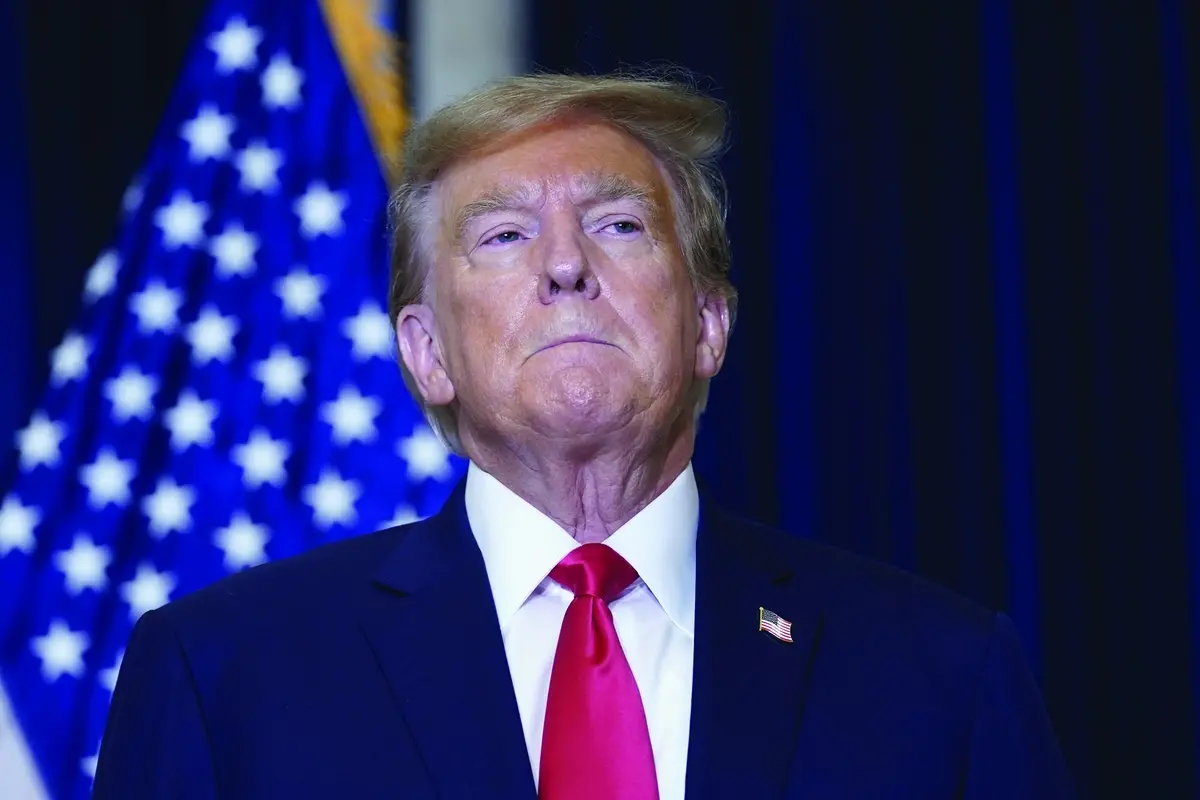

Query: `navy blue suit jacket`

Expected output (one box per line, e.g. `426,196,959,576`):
93,483,1074,798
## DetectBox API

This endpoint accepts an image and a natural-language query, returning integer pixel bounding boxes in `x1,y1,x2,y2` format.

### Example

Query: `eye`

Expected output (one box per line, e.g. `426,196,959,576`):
483,230,525,246
604,220,643,236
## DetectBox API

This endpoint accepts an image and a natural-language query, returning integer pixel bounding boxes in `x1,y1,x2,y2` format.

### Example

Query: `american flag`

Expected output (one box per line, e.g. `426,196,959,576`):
0,2,463,798
759,607,794,643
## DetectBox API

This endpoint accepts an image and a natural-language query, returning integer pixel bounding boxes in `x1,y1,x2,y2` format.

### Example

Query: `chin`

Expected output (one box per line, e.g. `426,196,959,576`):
516,362,640,435
530,390,637,441
543,408,624,437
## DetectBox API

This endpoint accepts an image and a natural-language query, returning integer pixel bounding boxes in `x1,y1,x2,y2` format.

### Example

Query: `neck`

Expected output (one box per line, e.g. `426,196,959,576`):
461,418,695,544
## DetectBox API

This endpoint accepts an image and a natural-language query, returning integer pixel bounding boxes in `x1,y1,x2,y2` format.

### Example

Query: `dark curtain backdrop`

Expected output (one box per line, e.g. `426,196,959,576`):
18,0,212,410
1,0,34,472
15,1,1199,797
533,2,1200,798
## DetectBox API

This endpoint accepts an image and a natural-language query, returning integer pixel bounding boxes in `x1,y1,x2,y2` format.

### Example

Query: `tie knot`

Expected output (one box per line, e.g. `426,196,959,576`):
550,543,639,602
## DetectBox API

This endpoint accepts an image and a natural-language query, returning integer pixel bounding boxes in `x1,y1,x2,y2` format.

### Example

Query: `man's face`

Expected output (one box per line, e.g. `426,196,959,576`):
398,119,727,449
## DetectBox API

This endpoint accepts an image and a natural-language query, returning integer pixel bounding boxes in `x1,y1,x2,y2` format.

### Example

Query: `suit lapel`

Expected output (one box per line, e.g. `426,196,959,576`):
684,496,823,799
359,483,537,800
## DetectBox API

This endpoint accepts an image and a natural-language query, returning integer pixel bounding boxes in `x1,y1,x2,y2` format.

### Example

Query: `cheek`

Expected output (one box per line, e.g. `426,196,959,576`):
445,275,532,369
607,243,681,308
631,263,692,328
618,275,696,374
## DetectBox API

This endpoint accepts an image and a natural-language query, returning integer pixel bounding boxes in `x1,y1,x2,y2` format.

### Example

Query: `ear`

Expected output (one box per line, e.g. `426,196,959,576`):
694,290,731,380
396,304,457,406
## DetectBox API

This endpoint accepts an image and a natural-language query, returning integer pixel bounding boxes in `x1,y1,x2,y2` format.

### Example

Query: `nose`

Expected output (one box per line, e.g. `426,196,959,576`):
537,225,601,305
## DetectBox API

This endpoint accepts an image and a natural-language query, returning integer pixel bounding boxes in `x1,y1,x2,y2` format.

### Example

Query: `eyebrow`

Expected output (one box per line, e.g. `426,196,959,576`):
452,172,658,244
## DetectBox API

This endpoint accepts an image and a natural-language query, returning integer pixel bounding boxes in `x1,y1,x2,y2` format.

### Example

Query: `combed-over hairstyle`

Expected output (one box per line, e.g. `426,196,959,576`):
387,72,737,454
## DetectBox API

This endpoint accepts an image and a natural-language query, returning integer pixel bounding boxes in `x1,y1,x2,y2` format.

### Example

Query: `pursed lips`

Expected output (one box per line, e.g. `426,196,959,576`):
534,335,614,354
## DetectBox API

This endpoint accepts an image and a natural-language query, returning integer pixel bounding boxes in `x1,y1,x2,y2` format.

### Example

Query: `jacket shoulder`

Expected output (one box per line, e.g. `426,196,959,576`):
152,521,413,637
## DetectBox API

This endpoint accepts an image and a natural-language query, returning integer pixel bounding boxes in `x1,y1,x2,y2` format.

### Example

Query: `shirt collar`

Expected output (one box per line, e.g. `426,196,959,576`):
465,461,698,638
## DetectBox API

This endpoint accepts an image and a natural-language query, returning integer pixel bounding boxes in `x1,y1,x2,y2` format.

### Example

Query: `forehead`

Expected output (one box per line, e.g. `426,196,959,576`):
436,120,670,214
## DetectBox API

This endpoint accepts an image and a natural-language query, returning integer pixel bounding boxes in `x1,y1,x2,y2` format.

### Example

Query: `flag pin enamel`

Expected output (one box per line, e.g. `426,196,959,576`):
758,606,794,643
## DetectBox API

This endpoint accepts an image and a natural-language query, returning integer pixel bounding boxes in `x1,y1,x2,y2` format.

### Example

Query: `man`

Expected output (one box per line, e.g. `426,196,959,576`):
94,74,1074,799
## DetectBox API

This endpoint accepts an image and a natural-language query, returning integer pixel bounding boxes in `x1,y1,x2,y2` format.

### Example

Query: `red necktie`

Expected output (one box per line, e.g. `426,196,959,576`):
538,543,660,800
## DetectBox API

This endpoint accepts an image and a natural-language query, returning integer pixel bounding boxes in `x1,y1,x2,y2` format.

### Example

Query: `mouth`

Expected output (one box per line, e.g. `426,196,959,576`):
535,335,613,354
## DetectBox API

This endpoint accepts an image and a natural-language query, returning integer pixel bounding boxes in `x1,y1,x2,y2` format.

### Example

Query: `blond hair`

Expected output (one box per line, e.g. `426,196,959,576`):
387,72,738,453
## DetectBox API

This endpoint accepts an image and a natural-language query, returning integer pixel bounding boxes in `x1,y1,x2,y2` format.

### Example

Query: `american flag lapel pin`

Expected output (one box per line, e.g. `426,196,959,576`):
758,606,794,643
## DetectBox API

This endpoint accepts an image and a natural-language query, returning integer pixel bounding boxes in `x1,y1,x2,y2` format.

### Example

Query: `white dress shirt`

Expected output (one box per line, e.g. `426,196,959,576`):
465,461,697,800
